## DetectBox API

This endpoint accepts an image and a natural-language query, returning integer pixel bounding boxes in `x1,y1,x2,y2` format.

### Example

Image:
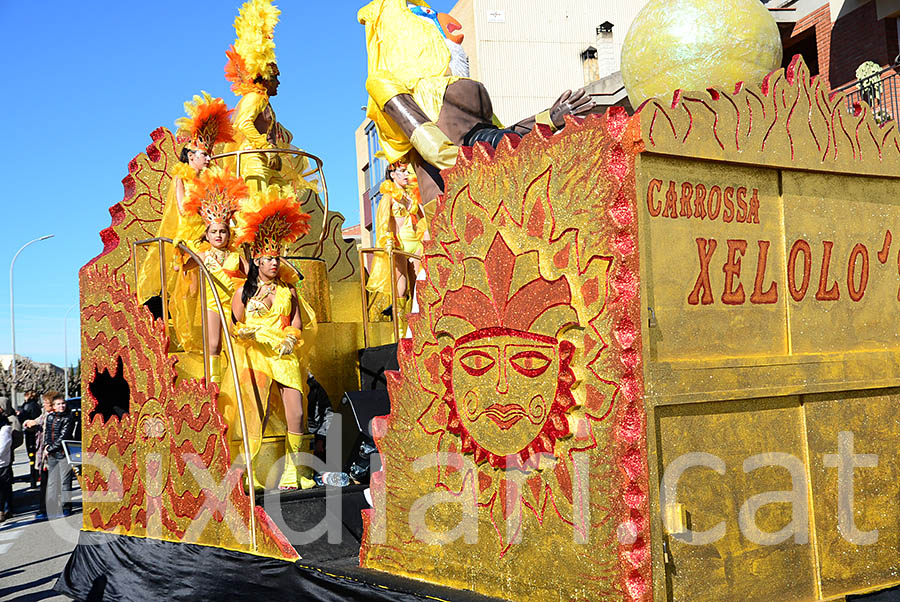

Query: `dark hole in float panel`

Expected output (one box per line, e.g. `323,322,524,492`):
88,357,131,422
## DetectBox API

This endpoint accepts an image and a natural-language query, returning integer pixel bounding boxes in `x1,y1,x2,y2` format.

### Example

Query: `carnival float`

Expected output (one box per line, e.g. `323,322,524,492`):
55,0,900,600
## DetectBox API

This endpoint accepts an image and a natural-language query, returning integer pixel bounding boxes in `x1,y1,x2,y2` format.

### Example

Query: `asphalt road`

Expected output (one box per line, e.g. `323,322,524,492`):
0,445,81,601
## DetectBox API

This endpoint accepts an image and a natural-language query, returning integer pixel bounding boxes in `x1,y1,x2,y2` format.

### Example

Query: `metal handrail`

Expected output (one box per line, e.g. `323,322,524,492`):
283,255,326,264
210,149,330,257
832,63,900,94
280,259,307,329
132,237,258,550
358,245,422,346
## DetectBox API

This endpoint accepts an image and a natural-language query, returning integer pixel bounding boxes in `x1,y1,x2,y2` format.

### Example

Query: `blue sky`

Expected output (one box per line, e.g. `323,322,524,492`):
0,1,456,368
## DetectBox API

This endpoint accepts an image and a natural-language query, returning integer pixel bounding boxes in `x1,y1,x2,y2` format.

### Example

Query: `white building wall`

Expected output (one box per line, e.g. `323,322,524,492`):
460,0,649,123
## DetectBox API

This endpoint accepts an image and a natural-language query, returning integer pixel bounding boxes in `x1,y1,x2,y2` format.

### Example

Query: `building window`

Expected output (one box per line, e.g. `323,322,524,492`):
365,121,388,239
366,122,387,199
782,27,819,76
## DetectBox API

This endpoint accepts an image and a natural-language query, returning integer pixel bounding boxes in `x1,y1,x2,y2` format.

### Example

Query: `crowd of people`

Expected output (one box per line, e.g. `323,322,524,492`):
0,390,77,523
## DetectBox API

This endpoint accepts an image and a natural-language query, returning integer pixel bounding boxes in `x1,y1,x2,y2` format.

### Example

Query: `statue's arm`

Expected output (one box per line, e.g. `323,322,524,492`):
509,89,596,135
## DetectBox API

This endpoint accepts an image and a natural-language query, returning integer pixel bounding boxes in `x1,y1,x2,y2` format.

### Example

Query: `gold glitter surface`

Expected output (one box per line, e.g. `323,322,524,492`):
805,391,900,598
289,258,332,323
360,112,648,601
638,57,900,600
655,398,817,601
79,265,297,560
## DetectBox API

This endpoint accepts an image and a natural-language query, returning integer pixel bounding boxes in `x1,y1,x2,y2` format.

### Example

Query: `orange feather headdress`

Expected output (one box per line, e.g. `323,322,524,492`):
225,0,280,96
183,171,249,227
236,184,311,258
175,92,236,154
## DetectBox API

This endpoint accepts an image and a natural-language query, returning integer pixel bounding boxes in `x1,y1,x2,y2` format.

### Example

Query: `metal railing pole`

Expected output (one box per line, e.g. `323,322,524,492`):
176,241,257,550
200,272,209,384
358,247,370,349
198,253,258,550
388,246,400,343
313,155,330,257
356,247,421,346
158,240,168,324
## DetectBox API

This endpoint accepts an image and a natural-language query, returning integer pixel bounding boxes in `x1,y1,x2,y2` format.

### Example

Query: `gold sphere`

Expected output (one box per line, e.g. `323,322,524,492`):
621,0,783,107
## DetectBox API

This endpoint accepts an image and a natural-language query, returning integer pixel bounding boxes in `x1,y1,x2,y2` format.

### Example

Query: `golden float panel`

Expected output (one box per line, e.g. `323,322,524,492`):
360,113,648,601
284,185,360,284
638,56,900,601
79,265,296,560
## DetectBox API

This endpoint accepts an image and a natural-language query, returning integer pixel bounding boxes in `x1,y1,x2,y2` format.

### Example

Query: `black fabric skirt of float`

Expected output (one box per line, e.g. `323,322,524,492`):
55,530,502,602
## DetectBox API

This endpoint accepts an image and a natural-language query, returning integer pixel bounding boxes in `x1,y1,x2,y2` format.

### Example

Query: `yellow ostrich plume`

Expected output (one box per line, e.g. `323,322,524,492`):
226,0,280,95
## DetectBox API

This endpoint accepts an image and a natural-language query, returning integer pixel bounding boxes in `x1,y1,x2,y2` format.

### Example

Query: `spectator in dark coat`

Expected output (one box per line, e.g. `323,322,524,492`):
23,393,54,520
43,391,74,518
17,390,41,488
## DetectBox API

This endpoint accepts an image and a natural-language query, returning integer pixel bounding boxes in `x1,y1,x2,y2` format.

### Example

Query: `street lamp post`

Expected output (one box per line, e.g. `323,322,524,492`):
63,303,77,399
9,234,54,408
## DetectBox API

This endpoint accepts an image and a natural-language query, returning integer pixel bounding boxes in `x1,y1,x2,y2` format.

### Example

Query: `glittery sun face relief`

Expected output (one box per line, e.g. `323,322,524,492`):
451,330,560,457
435,233,580,470
442,327,576,470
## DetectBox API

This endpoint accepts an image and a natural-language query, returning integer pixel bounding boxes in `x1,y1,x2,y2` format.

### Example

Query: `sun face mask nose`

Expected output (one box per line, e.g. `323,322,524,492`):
495,351,509,395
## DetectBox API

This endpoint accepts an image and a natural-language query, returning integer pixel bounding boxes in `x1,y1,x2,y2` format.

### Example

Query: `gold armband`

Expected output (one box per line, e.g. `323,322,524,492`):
535,109,558,132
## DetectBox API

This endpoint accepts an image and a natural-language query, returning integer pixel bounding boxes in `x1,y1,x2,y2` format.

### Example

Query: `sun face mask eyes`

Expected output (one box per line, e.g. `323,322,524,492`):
509,350,552,378
458,349,496,376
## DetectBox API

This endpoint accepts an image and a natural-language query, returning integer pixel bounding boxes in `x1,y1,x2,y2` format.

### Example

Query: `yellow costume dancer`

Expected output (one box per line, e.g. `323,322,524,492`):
367,162,426,300
136,92,235,350
228,185,317,490
224,0,287,193
179,171,249,383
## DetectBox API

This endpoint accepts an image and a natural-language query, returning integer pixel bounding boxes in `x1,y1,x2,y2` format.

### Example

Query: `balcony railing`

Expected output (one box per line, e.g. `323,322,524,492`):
834,63,900,125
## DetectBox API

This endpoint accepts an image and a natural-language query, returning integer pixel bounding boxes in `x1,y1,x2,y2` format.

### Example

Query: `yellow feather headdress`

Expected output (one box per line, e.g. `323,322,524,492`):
225,0,280,96
236,184,311,258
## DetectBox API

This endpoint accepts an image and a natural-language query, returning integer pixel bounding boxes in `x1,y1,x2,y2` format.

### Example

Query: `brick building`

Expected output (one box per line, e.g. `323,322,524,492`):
774,0,900,90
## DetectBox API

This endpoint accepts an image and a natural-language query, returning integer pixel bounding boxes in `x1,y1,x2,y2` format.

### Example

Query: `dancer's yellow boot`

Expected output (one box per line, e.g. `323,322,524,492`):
279,432,317,490
209,355,222,385
397,296,410,333
297,434,317,490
